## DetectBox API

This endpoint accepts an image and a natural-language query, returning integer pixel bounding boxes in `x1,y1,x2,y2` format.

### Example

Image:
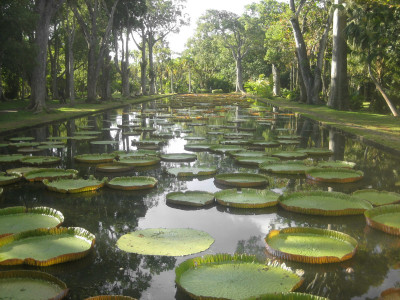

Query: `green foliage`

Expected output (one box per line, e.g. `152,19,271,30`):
244,75,273,98
212,89,223,94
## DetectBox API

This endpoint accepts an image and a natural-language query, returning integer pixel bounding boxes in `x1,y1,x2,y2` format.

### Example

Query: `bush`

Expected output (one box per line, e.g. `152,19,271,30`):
281,88,299,101
205,76,233,93
212,89,224,94
244,75,273,98
349,93,364,111
197,88,210,93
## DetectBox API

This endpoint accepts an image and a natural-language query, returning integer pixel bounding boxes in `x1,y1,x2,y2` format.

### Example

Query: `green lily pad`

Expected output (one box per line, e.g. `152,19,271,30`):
215,188,279,208
133,139,165,146
220,139,249,146
115,150,159,159
184,143,216,151
278,135,302,140
207,131,224,136
306,168,364,183
214,173,269,187
352,189,400,206
0,172,22,186
272,151,308,160
90,140,119,145
24,168,78,182
250,140,280,148
364,204,400,235
210,145,244,154
175,254,304,300
279,191,372,216
74,131,101,135
6,167,42,176
0,143,9,148
259,160,313,175
37,144,65,150
116,228,214,256
256,293,328,300
231,151,270,158
106,176,157,190
9,142,40,148
265,227,358,264
167,166,217,177
166,191,215,207
47,136,70,141
278,139,301,145
17,147,42,153
20,156,61,166
184,136,206,141
0,154,25,163
317,160,356,169
160,153,197,162
0,206,64,237
43,177,106,193
85,296,136,300
9,137,35,142
0,227,95,266
0,270,69,300
236,156,280,166
223,132,253,139
96,163,133,173
74,153,117,164
297,148,333,156
69,135,97,141
118,157,161,167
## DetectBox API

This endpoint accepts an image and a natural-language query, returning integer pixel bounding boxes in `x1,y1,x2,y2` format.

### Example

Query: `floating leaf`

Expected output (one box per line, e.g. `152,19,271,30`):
74,153,117,164
297,148,333,156
364,205,400,235
166,191,215,207
265,227,358,264
167,166,217,177
175,253,304,300
184,143,216,151
74,131,102,135
160,153,197,162
96,163,133,173
259,160,313,175
90,140,119,145
115,150,159,159
85,296,137,300
6,167,42,176
215,188,279,208
317,160,356,169
214,173,269,187
306,168,364,183
272,151,308,160
352,189,400,206
0,172,22,186
106,176,157,190
210,145,244,154
118,157,160,167
24,168,78,182
116,228,214,256
0,154,25,163
236,156,280,166
250,140,280,148
8,137,35,142
20,156,61,166
0,227,95,266
43,177,106,193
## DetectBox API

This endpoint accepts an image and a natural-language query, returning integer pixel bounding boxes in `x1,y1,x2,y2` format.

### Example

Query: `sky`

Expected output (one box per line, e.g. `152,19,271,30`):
167,0,256,54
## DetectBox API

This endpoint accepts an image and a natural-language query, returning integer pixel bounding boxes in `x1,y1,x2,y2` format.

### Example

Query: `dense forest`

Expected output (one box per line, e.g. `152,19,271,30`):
1,0,399,116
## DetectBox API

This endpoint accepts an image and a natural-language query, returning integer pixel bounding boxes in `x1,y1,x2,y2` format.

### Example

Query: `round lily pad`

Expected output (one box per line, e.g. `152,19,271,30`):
116,150,159,159
214,173,269,187
184,143,216,151
133,139,165,146
364,205,400,235
20,156,61,166
74,131,102,135
278,135,302,140
0,270,69,300
380,288,400,300
106,176,157,190
317,160,356,169
116,228,214,256
85,296,136,300
250,140,280,148
297,148,333,156
184,136,206,141
0,154,25,163
43,177,106,193
96,163,133,173
272,151,308,160
305,168,364,183
235,156,280,166
17,147,42,153
10,142,40,148
37,143,65,150
265,227,358,264
166,191,215,207
90,140,119,145
6,167,42,176
259,160,313,175
0,206,64,237
215,188,279,208
69,135,97,141
9,137,35,142
118,157,161,167
24,168,78,182
231,151,270,158
0,172,22,186
167,166,217,177
210,145,244,154
352,189,400,206
74,153,116,164
220,139,249,146
0,227,95,266
279,191,373,216
160,153,197,162
175,254,304,299
277,139,301,146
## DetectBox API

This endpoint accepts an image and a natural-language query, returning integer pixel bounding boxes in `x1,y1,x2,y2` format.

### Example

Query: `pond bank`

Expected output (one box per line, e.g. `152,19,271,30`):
255,96,400,156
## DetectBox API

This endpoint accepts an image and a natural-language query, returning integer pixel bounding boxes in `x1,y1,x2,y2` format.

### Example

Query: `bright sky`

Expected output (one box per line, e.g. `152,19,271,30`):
168,0,256,54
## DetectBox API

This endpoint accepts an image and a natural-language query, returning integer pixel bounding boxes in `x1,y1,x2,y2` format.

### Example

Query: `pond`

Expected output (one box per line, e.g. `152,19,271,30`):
0,94,399,300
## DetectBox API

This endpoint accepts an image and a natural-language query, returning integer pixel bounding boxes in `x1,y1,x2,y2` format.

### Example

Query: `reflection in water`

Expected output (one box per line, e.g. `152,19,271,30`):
0,95,400,299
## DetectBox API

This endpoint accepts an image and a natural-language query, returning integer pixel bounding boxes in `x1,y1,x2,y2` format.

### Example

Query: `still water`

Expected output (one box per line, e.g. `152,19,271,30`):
0,95,399,300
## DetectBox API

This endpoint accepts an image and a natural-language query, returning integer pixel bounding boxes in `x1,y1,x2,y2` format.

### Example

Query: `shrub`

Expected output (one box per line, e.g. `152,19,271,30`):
244,75,273,98
212,89,224,94
197,88,210,93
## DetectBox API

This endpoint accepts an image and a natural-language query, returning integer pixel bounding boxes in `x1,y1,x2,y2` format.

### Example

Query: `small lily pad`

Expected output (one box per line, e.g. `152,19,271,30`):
317,160,356,169
352,189,400,206
0,154,25,163
24,169,78,182
306,168,364,183
265,227,358,264
167,166,217,177
364,205,400,235
106,176,157,190
116,228,214,256
85,296,136,300
0,172,22,186
215,188,279,208
160,153,197,162
43,177,106,193
75,153,117,164
115,150,159,159
214,173,269,187
69,135,97,141
166,191,215,207
259,160,313,175
20,156,61,166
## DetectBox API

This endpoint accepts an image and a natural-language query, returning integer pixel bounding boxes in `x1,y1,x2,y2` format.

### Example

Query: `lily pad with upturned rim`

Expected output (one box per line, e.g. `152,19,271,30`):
279,191,372,216
317,160,356,169
215,188,279,208
116,228,214,256
184,143,216,152
250,140,280,148
106,176,157,190
297,148,333,156
74,131,102,135
118,157,161,167
90,140,119,145
85,296,136,300
272,151,308,160
166,191,215,207
0,206,64,237
214,173,269,188
259,160,313,175
43,177,106,193
0,172,22,186
24,168,78,182
160,153,197,162
20,156,61,166
8,137,35,142
96,163,133,173
175,253,304,300
364,205,400,235
265,227,358,264
167,166,217,177
235,156,280,166
306,168,364,183
74,153,117,164
6,167,42,176
352,189,400,206
0,154,25,163
0,270,69,300
209,145,244,154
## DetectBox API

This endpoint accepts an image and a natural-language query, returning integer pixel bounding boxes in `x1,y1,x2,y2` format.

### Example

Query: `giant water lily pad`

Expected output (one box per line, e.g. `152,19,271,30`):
259,161,313,175
0,227,95,266
317,160,356,169
364,205,400,235
0,206,64,237
9,137,35,142
256,293,328,300
43,177,106,193
0,172,22,186
6,167,42,176
215,188,279,208
69,135,97,141
9,142,40,148
306,168,364,183
96,163,133,173
210,145,244,154
352,189,400,206
265,227,358,264
0,154,25,163
115,150,159,159
272,151,308,160
231,151,270,158
250,140,280,148
279,191,372,216
235,156,280,166
167,166,217,177
106,176,157,190
160,153,197,162
175,254,304,300
166,191,215,207
20,156,61,166
85,296,136,300
90,140,119,145
116,228,214,256
214,173,269,187
119,157,160,167
0,270,69,300
74,131,101,135
297,148,333,156
24,168,78,182
184,143,216,151
75,153,116,164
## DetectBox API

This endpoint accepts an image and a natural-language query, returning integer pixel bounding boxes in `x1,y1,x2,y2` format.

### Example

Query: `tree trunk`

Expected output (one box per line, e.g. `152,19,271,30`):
188,68,192,93
148,33,156,95
87,46,97,103
235,57,244,93
66,18,75,106
140,26,147,95
272,64,281,96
